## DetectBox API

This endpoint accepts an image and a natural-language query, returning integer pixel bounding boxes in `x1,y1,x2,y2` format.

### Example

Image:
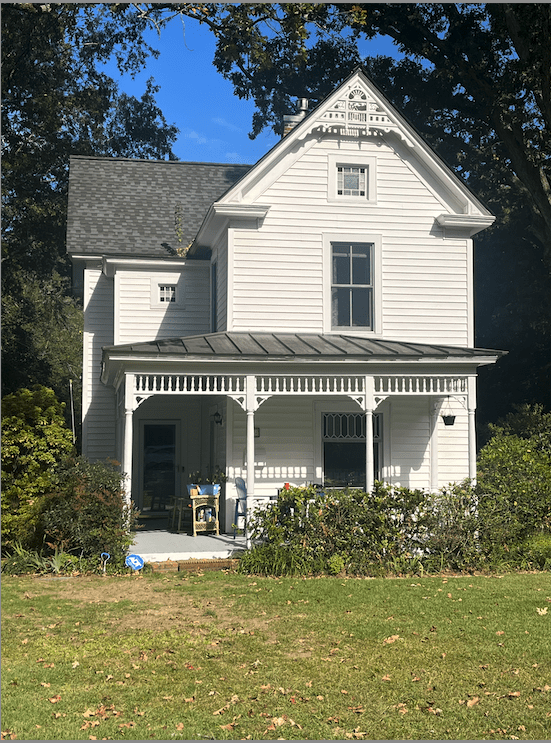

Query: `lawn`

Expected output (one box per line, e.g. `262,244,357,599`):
2,570,551,740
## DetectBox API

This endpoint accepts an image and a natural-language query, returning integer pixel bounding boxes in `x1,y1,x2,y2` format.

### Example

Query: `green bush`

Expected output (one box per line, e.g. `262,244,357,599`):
38,457,139,569
476,405,551,557
1,385,75,550
242,483,432,576
423,481,481,571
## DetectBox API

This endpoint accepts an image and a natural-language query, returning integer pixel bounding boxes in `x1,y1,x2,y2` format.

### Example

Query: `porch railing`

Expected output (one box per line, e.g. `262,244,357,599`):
132,373,468,398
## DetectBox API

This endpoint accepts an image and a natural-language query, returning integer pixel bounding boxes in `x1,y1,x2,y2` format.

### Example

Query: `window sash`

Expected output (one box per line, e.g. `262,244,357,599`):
337,166,367,197
331,242,373,329
159,284,176,303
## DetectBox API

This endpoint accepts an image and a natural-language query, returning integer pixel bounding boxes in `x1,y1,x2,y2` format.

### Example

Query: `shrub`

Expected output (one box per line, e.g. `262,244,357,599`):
423,481,481,571
1,385,75,550
476,405,551,557
242,483,431,576
37,457,138,569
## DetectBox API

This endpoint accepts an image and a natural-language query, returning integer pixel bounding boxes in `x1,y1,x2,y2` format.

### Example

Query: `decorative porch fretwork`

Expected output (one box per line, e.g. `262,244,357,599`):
130,373,468,400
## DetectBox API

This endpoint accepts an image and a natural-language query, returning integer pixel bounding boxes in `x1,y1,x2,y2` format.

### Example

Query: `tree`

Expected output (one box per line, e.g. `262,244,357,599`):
138,3,550,261
131,2,550,423
1,3,179,415
1,386,75,550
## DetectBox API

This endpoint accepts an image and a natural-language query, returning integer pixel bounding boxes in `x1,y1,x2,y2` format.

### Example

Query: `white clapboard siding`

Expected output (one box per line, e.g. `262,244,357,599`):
438,411,470,486
389,399,431,489
82,269,116,461
116,266,210,344
230,397,315,496
230,137,471,345
214,235,228,331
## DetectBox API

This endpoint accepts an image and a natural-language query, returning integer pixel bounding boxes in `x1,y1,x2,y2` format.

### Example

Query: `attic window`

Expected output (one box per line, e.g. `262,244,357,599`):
337,166,367,197
159,285,176,303
328,154,376,204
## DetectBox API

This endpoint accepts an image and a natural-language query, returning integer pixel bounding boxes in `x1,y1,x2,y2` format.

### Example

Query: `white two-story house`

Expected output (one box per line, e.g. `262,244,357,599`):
67,69,504,532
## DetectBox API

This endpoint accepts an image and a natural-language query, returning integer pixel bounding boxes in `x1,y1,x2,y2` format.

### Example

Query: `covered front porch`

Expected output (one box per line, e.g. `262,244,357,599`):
101,332,501,535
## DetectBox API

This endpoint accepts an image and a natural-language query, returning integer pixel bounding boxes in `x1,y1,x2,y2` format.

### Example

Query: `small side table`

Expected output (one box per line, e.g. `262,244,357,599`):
188,484,220,537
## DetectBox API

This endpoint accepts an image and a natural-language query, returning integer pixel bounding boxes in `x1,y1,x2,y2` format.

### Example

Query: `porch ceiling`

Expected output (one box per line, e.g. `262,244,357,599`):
103,331,504,362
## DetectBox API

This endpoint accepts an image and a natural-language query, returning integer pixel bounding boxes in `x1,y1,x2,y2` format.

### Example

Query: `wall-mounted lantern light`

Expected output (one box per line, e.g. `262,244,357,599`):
213,411,223,426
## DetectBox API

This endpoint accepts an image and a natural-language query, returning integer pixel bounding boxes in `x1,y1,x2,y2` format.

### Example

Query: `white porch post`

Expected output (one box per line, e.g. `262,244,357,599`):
468,376,477,483
365,376,374,493
122,374,134,508
245,375,256,546
430,399,440,491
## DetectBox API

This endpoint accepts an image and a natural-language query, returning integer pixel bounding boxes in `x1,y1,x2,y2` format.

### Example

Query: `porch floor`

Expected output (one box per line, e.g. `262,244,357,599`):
130,523,247,563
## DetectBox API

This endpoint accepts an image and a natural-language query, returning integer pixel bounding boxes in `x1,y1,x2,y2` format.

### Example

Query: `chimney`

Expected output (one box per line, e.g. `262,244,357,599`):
283,98,309,136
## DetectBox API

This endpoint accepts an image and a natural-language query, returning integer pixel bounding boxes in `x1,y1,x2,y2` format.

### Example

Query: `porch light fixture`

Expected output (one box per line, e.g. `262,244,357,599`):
441,396,456,426
213,411,223,426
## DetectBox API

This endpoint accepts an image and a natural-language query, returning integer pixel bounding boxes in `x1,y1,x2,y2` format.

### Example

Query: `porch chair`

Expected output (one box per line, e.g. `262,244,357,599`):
234,477,247,539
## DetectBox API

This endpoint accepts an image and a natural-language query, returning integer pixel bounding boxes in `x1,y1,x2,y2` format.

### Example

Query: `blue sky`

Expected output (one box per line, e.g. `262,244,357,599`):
106,15,399,165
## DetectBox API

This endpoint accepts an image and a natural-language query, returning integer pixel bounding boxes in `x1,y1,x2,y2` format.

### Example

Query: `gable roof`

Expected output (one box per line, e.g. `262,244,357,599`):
66,157,251,258
191,68,493,252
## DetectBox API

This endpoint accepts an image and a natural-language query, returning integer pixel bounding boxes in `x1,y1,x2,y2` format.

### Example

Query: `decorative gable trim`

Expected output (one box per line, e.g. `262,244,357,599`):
213,68,493,225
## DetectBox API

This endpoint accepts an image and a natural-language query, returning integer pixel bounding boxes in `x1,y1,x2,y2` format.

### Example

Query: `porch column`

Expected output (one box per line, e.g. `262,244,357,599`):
365,376,374,493
430,399,440,491
468,376,477,483
245,375,256,546
122,374,134,508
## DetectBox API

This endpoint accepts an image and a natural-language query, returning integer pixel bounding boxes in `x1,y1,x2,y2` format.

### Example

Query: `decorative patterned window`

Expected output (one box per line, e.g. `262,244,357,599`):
331,242,373,329
327,154,376,203
323,412,382,486
337,166,367,197
159,284,176,303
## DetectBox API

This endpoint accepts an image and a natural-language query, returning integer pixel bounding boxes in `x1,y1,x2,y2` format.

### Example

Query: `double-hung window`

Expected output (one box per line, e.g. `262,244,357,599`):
331,242,373,329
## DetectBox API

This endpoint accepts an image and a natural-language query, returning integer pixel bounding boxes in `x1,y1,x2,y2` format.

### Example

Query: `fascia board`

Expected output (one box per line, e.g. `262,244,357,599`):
102,257,196,277
436,214,496,236
102,352,503,369
194,203,270,249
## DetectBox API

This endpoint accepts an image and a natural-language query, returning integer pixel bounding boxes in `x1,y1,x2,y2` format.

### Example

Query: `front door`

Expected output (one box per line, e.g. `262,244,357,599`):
139,421,181,513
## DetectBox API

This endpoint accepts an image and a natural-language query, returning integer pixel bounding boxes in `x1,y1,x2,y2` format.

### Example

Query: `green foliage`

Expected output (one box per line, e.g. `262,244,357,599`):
1,3,178,403
1,386,75,550
39,457,139,568
423,482,480,571
241,483,433,576
476,411,551,556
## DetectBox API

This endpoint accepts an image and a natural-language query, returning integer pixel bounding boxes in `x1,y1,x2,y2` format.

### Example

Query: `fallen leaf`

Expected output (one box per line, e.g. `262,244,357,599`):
48,695,62,704
496,630,505,636
467,697,479,708
40,682,51,688
381,674,391,681
507,691,521,698
383,635,400,645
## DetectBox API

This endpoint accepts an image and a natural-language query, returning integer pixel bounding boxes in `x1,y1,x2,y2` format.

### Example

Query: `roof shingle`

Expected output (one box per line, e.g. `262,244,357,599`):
66,156,251,257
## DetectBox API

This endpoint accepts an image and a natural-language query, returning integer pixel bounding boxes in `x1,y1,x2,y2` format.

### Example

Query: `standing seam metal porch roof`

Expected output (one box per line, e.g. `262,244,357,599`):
102,332,505,361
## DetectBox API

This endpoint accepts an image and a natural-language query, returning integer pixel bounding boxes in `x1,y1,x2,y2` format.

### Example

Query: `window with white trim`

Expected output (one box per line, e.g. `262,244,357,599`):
328,153,376,203
323,412,382,487
331,242,373,329
159,284,176,303
337,165,367,197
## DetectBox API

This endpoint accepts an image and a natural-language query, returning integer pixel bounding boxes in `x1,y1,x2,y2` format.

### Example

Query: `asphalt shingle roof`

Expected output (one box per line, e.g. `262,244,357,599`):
66,156,251,257
103,332,504,360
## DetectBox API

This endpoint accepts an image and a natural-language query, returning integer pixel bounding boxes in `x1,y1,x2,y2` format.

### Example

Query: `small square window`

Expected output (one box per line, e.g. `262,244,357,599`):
159,285,176,303
337,166,367,197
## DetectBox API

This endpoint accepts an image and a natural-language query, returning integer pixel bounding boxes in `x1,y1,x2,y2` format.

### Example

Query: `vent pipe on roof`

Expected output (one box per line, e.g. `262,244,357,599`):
283,98,309,136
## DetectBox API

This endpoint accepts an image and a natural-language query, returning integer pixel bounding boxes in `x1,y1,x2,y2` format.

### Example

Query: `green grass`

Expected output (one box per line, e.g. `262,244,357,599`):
2,571,551,740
